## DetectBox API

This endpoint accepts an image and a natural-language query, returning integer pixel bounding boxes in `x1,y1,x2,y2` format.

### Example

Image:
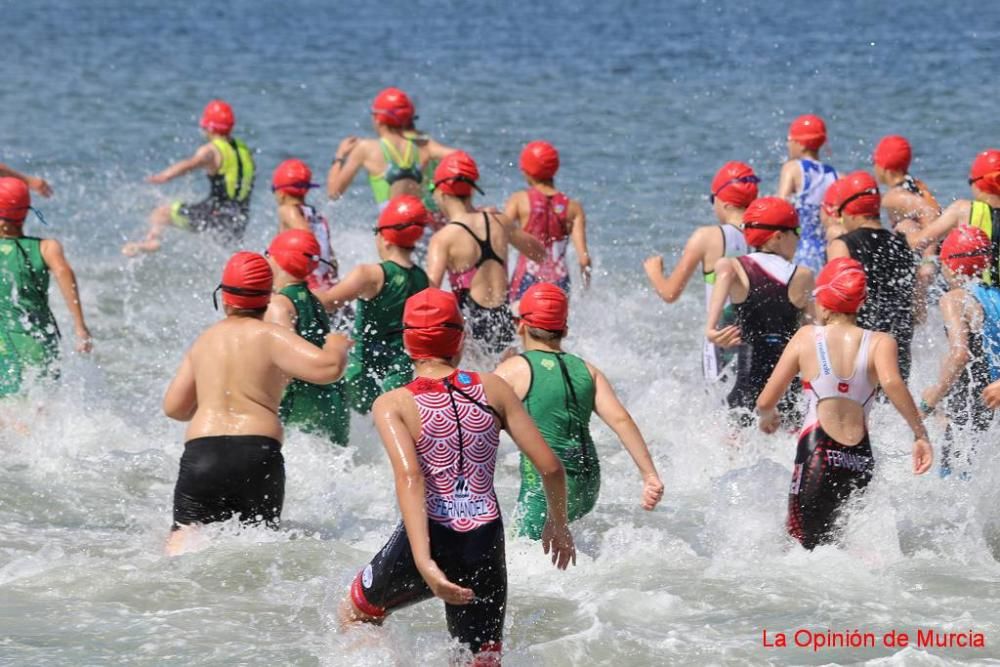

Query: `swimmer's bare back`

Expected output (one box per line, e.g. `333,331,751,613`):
164,316,351,441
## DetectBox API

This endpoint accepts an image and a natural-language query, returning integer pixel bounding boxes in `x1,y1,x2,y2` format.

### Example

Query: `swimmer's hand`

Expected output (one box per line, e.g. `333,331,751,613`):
323,332,354,354
758,407,780,434
146,172,170,185
640,473,664,511
335,136,359,160
26,176,53,198
541,520,576,570
912,437,933,475
579,255,592,289
981,380,1000,410
418,560,474,606
642,255,663,278
75,327,93,354
706,324,742,348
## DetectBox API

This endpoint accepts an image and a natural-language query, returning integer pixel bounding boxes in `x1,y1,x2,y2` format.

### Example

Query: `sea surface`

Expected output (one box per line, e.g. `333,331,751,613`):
2,1,1000,665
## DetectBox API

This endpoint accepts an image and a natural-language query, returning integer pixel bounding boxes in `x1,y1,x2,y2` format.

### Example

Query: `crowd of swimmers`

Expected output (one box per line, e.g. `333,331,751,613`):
2,92,1000,663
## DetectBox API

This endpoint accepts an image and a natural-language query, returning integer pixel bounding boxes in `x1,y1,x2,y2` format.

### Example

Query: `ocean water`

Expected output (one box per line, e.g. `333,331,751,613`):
2,1,1000,665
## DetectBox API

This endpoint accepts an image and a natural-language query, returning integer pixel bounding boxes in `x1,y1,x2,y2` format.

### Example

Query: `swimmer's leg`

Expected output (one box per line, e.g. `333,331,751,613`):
123,202,183,256
165,523,199,557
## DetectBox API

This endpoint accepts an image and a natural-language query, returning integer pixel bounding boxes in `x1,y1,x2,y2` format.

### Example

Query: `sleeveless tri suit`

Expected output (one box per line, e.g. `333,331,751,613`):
368,137,423,210
792,158,838,274
509,188,572,301
351,370,506,657
0,236,60,396
703,223,748,383
170,136,255,241
515,350,599,539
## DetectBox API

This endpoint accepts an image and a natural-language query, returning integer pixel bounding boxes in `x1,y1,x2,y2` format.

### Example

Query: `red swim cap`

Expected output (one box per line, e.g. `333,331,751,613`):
940,225,992,277
873,135,912,173
520,141,560,181
519,283,569,332
821,177,845,217
372,87,415,128
742,197,798,248
710,161,759,208
403,288,465,360
377,195,431,248
271,159,316,198
218,251,273,310
837,171,881,218
200,99,235,135
267,229,320,280
788,115,827,151
433,151,482,197
969,149,1000,196
0,177,30,223
814,257,867,313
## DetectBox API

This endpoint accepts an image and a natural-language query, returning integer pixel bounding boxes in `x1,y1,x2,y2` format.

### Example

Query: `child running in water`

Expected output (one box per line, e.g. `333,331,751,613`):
504,141,591,301
0,178,91,398
644,161,759,384
777,114,838,274
272,159,339,291
265,230,350,446
319,195,429,414
342,288,575,665
163,252,350,555
705,197,814,427
757,258,932,550
495,284,664,539
123,100,255,255
919,227,996,475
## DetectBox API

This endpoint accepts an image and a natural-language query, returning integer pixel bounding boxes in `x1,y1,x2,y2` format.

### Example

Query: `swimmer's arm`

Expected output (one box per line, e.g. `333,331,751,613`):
493,355,531,399
704,257,745,347
326,136,363,200
425,230,449,288
644,227,708,303
501,211,547,263
756,328,806,430
776,160,799,200
425,140,457,161
921,291,970,409
872,333,932,473
826,237,850,260
264,294,296,330
317,264,383,310
373,393,475,604
908,200,968,251
0,162,52,197
163,353,197,421
590,365,663,510
268,325,351,384
40,239,91,352
789,267,816,324
569,201,591,281
502,192,526,230
277,203,310,231
148,144,216,184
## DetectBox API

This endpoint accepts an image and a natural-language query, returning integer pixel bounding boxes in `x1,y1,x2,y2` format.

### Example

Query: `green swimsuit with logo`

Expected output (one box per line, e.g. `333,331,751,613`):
345,261,429,414
278,283,349,446
0,237,60,397
516,350,601,539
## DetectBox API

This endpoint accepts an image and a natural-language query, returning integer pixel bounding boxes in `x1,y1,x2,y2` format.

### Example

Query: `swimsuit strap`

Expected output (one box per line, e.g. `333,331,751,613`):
544,351,594,466
442,375,502,476
449,216,505,269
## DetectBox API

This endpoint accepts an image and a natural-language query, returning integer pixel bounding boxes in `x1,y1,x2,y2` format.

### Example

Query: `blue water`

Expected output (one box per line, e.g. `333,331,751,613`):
3,1,1000,665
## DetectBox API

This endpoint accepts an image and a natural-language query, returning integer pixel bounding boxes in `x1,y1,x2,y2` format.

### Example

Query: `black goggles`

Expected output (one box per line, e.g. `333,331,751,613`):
708,175,760,205
945,249,992,259
212,284,272,310
0,206,48,226
373,221,425,235
431,175,484,196
270,181,317,193
969,176,984,186
387,322,465,336
836,188,879,215
743,222,800,236
263,248,336,268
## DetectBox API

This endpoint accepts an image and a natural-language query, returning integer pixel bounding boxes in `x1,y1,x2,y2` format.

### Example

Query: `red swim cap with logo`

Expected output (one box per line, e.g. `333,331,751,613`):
520,141,560,181
403,288,465,360
219,251,273,309
267,229,321,280
742,197,798,248
814,257,867,313
873,135,912,173
788,115,827,151
272,159,316,198
433,151,481,197
837,171,881,218
710,161,759,208
940,226,992,277
519,283,569,332
200,99,235,135
372,88,415,128
377,195,431,248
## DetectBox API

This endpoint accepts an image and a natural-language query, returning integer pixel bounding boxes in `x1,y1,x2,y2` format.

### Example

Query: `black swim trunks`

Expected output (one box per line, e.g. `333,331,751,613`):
787,426,874,550
457,291,516,360
351,518,507,656
171,199,250,242
172,435,285,529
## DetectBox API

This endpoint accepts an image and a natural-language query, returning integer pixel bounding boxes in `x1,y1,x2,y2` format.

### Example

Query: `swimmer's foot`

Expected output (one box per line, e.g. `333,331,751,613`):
122,239,161,257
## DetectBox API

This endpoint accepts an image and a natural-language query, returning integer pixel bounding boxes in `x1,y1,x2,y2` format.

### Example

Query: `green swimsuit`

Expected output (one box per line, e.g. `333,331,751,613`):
516,350,601,539
277,283,349,445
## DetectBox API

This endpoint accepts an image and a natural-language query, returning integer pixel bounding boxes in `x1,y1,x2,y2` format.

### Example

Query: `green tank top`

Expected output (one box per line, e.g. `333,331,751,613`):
0,236,58,343
209,137,255,205
352,261,429,351
521,350,598,473
279,283,337,426
970,200,1000,286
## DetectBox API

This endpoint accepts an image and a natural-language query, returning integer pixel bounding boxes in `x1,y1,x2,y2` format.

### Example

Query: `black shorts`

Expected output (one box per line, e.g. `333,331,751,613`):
351,518,506,655
457,292,516,359
787,426,873,550
172,435,285,529
171,199,249,241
